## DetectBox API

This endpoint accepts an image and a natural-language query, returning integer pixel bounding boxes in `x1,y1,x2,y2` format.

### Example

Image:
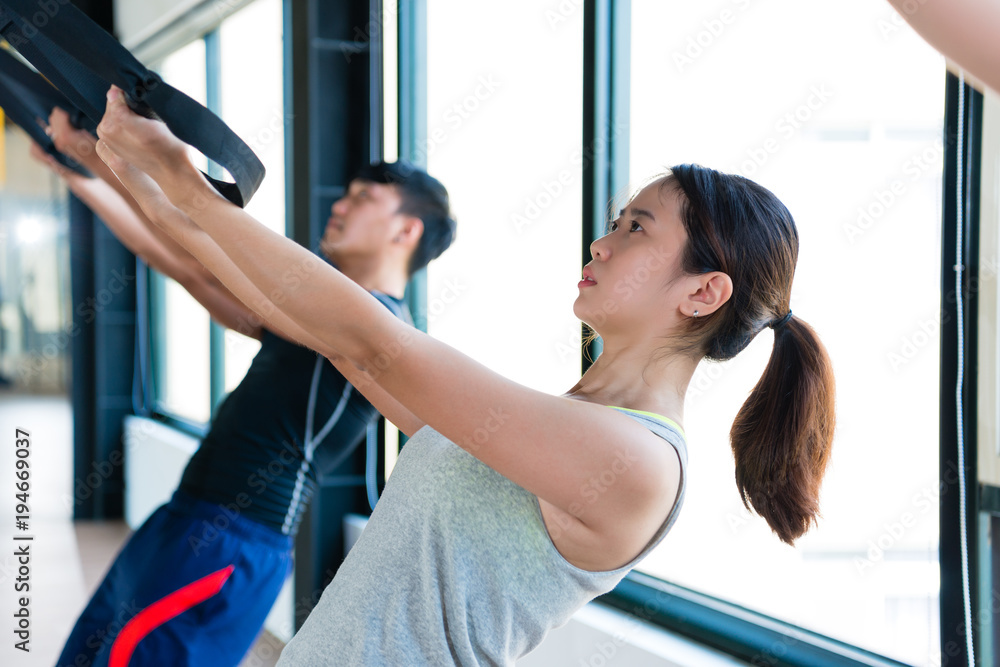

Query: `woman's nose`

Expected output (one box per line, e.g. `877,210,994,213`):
590,234,611,261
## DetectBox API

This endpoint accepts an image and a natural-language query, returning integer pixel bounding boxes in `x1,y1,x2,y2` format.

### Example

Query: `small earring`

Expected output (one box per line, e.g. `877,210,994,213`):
693,310,699,318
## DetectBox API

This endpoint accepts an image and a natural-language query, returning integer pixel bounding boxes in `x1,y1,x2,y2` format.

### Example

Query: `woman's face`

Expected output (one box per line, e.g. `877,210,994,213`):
573,179,691,338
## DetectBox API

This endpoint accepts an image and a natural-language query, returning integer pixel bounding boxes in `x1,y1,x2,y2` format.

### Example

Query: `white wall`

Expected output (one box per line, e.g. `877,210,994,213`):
115,0,254,62
122,416,197,527
115,0,199,44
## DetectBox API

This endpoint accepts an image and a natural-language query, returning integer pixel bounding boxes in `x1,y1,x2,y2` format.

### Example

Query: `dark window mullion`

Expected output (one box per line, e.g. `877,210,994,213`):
289,0,385,630
939,71,983,667
581,0,629,370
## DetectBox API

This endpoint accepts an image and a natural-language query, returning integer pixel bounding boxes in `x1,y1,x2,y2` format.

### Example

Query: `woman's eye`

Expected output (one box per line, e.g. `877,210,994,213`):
629,220,643,232
608,221,619,232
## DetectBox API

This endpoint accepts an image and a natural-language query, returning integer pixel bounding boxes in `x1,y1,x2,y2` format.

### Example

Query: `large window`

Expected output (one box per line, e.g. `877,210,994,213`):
417,2,946,662
218,0,285,392
626,2,943,664
150,0,285,422
151,38,210,423
425,0,583,395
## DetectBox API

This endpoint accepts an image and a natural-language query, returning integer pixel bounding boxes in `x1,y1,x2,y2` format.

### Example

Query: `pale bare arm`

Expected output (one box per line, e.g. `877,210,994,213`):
30,141,264,339
77,148,425,436
41,109,423,433
95,86,680,566
887,0,1000,94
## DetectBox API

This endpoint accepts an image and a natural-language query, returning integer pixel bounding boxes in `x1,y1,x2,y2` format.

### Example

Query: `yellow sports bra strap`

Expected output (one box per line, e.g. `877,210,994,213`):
607,406,686,438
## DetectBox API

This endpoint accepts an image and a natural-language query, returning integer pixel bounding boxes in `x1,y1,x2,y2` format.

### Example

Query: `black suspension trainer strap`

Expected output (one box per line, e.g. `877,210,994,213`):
0,46,91,175
0,0,265,207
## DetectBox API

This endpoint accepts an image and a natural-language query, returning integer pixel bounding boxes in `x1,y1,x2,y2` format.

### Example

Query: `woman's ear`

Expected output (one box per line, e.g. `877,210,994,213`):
680,271,733,317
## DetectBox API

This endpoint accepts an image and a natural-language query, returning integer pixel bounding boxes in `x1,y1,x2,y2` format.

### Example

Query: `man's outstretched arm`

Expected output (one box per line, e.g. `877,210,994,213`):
38,109,266,339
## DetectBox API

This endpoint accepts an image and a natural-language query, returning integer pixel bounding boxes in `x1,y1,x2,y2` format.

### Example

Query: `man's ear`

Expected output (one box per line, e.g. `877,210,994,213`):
395,215,424,247
679,271,733,318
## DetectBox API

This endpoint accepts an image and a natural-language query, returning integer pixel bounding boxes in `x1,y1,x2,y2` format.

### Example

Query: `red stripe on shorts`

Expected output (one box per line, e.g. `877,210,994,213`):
108,564,235,667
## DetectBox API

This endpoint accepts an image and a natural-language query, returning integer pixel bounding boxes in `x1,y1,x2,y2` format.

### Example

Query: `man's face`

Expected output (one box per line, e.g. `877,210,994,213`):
319,179,407,263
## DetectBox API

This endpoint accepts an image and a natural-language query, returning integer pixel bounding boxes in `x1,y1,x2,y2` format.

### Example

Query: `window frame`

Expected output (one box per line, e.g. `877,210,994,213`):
579,2,980,665
603,573,913,666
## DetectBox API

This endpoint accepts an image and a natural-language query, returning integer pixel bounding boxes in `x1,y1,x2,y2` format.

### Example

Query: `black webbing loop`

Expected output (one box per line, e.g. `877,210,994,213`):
0,46,91,175
0,0,265,208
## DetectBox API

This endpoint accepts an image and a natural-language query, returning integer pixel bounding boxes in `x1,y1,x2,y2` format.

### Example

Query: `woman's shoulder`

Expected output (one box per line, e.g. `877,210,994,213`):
606,406,688,464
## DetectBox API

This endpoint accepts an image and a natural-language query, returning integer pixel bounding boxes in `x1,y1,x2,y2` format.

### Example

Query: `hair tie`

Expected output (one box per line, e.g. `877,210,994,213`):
770,310,793,330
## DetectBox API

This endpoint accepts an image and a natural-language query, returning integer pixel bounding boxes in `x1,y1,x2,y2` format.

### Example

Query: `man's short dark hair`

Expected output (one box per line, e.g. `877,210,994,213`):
353,161,456,276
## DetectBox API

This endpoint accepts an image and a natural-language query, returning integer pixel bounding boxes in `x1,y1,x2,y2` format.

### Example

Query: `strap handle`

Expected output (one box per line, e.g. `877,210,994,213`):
0,0,265,207
0,47,91,176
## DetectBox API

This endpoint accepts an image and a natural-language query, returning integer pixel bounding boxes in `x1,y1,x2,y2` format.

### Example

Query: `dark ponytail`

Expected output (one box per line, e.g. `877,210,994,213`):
730,317,836,544
665,164,836,545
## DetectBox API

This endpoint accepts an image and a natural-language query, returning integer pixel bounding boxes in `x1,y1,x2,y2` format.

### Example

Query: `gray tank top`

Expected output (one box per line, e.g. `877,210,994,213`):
276,407,687,666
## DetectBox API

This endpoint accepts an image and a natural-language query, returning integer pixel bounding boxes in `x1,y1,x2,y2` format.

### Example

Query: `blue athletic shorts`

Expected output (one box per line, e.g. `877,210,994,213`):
57,489,293,667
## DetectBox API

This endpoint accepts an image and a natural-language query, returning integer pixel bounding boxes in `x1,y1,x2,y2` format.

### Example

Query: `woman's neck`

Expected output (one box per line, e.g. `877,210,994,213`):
564,341,699,428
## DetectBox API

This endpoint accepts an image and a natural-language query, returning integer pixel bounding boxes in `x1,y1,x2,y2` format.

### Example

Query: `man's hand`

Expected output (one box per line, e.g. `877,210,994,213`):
47,107,99,166
28,141,89,187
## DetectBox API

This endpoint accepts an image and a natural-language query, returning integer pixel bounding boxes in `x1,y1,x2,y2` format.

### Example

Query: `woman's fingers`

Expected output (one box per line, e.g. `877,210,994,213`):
96,86,149,166
96,85,188,177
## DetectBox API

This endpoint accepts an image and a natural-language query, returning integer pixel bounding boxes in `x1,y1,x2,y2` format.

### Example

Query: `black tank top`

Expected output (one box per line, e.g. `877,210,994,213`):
178,292,407,535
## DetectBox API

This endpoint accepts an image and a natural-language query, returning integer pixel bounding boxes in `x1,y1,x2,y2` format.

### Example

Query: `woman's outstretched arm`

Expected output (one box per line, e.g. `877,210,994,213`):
95,86,681,566
42,108,274,338
39,108,424,432
887,0,1000,94
74,146,425,436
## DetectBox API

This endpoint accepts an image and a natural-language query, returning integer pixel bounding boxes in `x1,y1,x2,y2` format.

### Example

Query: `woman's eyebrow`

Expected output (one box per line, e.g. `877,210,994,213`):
620,206,658,223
